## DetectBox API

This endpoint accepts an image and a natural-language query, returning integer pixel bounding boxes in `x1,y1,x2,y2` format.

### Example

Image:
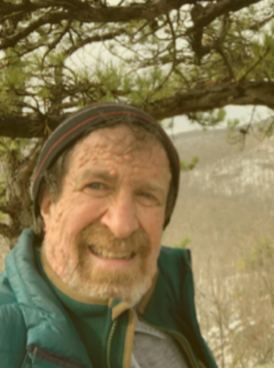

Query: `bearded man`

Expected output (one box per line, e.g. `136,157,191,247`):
0,103,217,368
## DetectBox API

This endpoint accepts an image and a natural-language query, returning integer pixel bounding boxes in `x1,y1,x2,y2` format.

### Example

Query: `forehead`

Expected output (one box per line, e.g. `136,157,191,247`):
69,124,171,170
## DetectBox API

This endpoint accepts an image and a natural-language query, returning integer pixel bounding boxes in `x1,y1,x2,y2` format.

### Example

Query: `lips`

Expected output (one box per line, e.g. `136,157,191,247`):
89,245,136,260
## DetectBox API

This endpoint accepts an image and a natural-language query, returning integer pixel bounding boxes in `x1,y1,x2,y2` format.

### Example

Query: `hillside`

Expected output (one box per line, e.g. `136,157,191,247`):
162,127,274,365
163,128,274,267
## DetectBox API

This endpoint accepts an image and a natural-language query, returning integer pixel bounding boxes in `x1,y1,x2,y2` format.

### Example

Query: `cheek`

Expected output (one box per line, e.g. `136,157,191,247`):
139,208,164,253
58,197,108,237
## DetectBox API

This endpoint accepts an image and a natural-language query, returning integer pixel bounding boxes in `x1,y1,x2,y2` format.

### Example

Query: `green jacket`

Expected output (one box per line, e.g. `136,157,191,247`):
0,229,217,368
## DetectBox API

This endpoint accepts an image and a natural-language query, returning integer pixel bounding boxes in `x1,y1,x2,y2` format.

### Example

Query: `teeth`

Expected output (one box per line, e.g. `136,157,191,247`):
91,246,134,260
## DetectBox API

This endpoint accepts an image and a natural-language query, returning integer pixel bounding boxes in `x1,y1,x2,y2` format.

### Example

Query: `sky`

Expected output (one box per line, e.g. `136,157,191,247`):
164,105,273,136
68,45,273,136
65,1,273,137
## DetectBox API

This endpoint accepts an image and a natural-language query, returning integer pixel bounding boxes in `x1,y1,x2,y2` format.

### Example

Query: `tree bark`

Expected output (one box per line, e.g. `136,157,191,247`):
0,0,261,50
1,81,273,138
146,81,274,120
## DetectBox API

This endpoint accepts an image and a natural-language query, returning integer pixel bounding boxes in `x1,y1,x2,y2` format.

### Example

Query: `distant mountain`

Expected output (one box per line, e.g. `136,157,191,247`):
190,134,274,206
163,128,274,263
172,127,262,167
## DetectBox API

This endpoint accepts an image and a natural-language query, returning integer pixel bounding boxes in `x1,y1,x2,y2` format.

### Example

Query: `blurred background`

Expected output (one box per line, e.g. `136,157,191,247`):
1,0,274,366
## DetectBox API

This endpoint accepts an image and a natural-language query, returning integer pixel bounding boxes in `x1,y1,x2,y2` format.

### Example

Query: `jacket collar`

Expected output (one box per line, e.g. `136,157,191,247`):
5,229,92,368
5,229,158,367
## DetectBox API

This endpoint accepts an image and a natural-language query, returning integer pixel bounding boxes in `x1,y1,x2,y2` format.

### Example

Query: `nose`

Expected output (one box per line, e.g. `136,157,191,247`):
100,190,139,239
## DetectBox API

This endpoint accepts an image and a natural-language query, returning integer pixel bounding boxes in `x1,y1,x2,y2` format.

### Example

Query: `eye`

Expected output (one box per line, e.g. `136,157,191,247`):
140,192,153,199
137,191,159,206
136,187,164,207
88,182,104,190
83,181,110,197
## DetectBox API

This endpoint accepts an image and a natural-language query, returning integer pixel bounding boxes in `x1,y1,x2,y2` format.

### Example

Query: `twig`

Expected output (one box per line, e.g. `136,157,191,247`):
239,46,270,82
147,14,177,98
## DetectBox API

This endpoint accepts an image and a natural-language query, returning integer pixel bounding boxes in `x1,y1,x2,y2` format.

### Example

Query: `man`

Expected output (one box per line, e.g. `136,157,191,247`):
0,103,217,368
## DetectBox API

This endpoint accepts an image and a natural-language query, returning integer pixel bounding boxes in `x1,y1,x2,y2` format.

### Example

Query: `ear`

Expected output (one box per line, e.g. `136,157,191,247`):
39,185,53,224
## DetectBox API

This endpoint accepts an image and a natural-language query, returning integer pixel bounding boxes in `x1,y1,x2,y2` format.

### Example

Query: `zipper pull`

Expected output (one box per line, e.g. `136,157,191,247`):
106,320,118,368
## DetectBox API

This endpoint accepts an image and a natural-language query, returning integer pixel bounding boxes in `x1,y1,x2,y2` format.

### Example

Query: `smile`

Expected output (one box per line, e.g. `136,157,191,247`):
89,246,136,260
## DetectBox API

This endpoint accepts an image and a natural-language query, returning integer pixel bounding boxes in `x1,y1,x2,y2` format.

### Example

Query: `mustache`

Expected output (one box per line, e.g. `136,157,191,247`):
77,221,151,257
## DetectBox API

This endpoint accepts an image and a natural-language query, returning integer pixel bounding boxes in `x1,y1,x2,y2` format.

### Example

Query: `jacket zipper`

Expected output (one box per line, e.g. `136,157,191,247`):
138,316,200,368
27,344,86,368
106,319,118,368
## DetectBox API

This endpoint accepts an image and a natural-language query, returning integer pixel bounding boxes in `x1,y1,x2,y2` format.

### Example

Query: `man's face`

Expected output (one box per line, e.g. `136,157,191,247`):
41,125,171,305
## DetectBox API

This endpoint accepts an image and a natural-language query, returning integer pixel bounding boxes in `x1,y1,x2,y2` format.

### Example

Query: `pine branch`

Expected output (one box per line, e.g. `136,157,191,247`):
1,80,274,138
0,0,192,51
188,0,261,31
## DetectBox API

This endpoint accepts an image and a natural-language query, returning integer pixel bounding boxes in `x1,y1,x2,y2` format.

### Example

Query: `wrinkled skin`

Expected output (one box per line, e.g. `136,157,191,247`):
40,125,171,305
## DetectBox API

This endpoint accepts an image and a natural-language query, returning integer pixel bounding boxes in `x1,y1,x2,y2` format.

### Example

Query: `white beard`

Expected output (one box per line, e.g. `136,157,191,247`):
43,221,157,306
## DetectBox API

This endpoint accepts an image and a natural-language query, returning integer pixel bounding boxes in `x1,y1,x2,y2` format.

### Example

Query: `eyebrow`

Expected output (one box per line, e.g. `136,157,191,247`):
76,168,118,186
137,181,167,198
